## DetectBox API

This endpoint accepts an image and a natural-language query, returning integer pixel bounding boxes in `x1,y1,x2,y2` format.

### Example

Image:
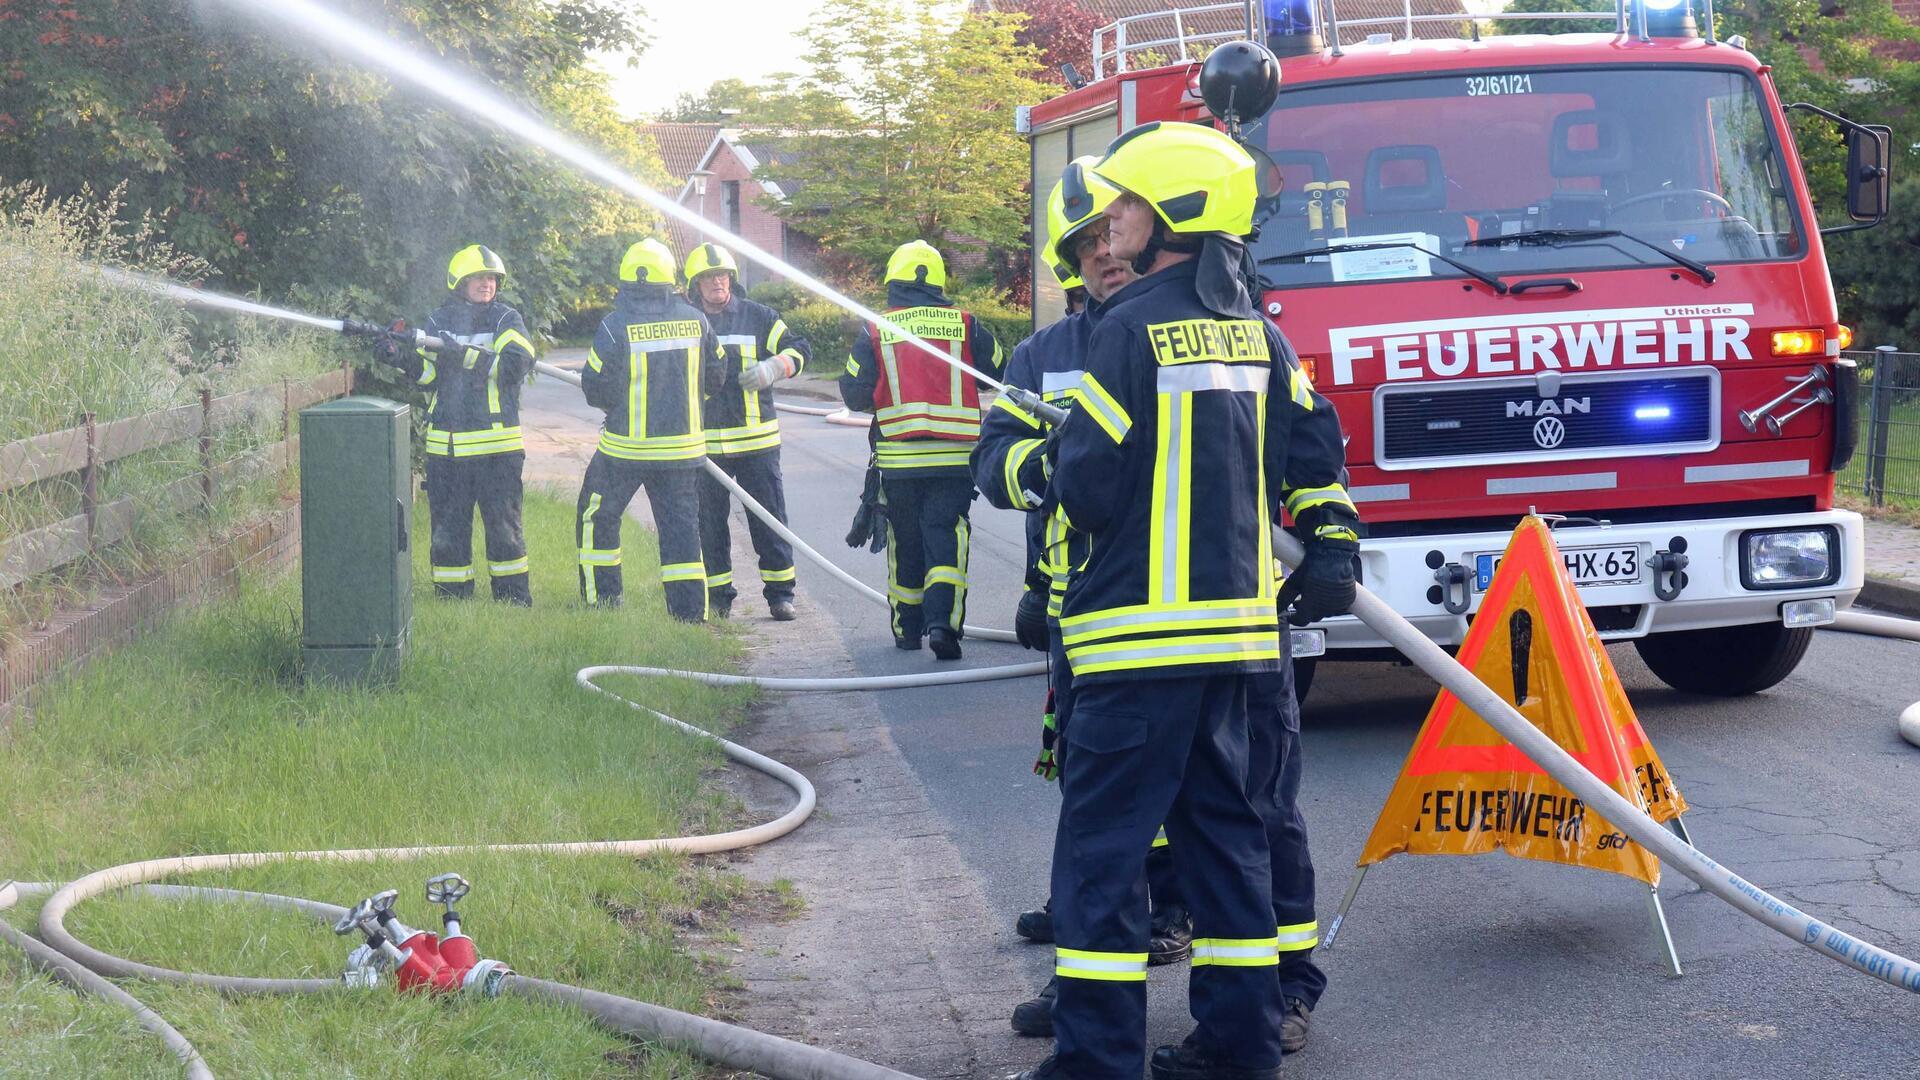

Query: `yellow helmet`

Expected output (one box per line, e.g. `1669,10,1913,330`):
446,244,506,291
1046,156,1122,288
683,241,739,284
883,240,946,289
1092,122,1257,238
618,238,677,284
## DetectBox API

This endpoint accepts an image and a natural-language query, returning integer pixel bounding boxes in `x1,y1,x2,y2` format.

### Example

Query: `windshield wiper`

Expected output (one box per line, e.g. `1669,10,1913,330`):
1259,240,1508,294
1464,228,1716,285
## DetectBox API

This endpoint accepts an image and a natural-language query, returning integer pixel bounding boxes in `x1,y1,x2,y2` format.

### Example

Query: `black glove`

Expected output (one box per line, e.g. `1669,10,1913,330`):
1275,536,1359,627
1014,588,1049,651
846,462,889,552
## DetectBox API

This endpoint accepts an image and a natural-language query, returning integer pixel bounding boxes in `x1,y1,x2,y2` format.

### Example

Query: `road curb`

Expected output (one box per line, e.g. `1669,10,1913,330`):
1860,574,1920,619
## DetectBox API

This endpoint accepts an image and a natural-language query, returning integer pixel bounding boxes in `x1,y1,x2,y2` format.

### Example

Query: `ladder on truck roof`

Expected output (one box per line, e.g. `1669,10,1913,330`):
1090,0,1714,80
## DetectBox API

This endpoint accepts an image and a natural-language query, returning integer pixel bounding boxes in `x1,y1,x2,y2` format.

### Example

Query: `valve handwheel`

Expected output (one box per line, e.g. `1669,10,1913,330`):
426,873,470,906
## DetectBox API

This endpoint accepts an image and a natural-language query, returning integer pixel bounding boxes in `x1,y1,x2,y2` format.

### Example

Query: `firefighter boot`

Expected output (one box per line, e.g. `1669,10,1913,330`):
1282,997,1312,1053
1150,1037,1283,1080
1148,903,1193,965
1015,899,1053,943
1015,1055,1065,1080
928,626,962,661
769,599,796,622
1010,976,1057,1037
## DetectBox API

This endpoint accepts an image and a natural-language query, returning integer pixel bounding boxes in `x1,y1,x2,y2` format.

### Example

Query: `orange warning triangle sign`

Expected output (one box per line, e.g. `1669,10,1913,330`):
1357,516,1687,885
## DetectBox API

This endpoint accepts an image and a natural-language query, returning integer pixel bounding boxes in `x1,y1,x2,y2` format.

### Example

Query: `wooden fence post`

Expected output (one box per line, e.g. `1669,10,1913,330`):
199,386,215,512
81,411,98,549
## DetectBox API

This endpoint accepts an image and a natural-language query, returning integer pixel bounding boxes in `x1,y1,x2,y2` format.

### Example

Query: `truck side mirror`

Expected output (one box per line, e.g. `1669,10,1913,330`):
1845,123,1892,224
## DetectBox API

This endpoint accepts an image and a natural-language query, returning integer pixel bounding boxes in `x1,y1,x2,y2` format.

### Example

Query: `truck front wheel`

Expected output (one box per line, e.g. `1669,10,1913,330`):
1631,622,1813,696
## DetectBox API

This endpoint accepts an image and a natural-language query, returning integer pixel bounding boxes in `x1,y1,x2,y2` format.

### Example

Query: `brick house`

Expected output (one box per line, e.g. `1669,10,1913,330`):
636,122,814,288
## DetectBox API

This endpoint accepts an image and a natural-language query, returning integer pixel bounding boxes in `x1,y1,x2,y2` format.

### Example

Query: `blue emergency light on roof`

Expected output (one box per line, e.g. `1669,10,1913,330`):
1265,0,1317,36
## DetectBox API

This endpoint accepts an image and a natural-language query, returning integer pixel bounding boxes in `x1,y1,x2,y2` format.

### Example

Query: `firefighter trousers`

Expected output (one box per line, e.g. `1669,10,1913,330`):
1050,673,1286,1078
1252,641,1326,1010
424,452,530,605
878,472,973,643
696,449,796,609
575,451,706,621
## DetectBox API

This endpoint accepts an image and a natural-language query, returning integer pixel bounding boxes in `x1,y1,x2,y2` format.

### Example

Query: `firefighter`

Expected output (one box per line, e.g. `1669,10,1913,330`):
973,159,1190,1037
684,242,810,622
373,244,537,605
575,238,729,619
839,240,1002,660
1019,122,1359,1080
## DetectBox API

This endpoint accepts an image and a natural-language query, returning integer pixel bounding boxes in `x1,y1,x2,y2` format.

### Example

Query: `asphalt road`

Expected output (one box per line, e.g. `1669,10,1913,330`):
529,372,1920,1078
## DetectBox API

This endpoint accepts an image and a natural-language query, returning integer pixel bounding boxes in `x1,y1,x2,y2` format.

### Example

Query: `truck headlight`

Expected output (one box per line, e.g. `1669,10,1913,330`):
1740,527,1838,590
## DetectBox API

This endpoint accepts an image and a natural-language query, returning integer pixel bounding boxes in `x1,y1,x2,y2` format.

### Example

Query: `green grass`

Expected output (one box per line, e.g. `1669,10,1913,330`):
1839,395,1920,515
0,183,349,637
0,492,771,1078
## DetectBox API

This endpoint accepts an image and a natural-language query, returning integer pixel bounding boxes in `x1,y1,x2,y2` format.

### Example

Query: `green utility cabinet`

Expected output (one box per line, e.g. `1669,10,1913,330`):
300,396,412,684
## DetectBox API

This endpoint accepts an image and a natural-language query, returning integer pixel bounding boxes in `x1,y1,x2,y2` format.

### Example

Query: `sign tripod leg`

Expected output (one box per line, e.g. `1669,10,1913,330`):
1320,864,1369,951
1647,883,1684,977
1667,813,1694,847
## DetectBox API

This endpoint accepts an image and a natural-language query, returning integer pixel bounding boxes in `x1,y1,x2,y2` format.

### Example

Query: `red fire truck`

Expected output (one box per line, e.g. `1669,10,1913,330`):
1020,0,1892,696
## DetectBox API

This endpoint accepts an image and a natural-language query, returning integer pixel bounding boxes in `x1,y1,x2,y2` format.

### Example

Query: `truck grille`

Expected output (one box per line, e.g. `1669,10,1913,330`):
1374,370,1718,469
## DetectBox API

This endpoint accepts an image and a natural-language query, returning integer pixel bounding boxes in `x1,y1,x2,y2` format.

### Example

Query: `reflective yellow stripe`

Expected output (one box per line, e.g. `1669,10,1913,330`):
418,358,438,386
1288,363,1315,411
598,430,707,461
425,426,524,457
1071,373,1131,443
844,354,861,377
706,571,733,588
1059,599,1275,645
1151,826,1169,849
705,419,782,455
580,493,606,604
1276,921,1318,952
766,320,787,356
879,402,980,422
761,566,796,583
876,441,974,470
495,327,535,360
1003,437,1044,508
1067,632,1282,676
1056,947,1149,982
1285,484,1356,517
926,566,966,588
660,561,705,583
1191,936,1280,968
432,564,475,582
888,583,925,604
578,549,622,567
990,394,1042,430
488,368,501,416
1316,525,1359,543
586,345,604,373
488,557,529,577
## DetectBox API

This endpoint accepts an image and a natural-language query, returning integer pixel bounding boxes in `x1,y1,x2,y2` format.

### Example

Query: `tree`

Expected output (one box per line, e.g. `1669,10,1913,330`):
998,0,1108,85
0,0,667,334
656,78,783,123
757,0,1051,290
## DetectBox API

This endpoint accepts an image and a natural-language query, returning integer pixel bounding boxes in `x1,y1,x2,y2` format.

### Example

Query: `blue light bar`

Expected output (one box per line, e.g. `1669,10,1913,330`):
1634,405,1673,420
1265,0,1317,37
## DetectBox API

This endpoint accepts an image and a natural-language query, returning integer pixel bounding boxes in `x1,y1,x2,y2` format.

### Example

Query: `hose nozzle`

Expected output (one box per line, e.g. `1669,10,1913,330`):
1003,386,1070,428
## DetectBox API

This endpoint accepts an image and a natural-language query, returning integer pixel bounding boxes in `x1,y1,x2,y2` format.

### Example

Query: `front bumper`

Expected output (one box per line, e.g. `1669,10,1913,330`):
1315,509,1864,652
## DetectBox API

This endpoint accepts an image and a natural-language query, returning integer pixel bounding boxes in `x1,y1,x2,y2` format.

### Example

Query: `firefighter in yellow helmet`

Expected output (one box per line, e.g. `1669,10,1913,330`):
684,242,810,621
371,244,537,604
838,240,1002,659
1018,122,1360,1080
574,238,729,618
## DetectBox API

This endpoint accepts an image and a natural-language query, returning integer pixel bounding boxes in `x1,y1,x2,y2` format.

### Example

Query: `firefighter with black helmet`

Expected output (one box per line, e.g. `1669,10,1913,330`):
839,240,1002,660
1018,122,1359,1080
373,244,537,605
684,242,810,622
575,238,729,620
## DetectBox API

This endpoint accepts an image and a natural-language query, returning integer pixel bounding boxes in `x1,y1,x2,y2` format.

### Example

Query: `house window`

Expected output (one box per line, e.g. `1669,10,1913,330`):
723,180,742,234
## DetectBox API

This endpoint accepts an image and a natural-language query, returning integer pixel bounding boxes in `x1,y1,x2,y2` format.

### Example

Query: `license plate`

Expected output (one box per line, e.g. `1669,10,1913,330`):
1474,545,1641,591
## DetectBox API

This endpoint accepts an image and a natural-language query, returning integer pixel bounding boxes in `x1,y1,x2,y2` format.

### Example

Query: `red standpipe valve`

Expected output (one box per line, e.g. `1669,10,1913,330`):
336,879,510,997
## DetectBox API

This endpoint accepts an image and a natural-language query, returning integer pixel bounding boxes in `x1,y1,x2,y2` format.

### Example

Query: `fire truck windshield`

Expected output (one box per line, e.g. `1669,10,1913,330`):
1245,66,1805,288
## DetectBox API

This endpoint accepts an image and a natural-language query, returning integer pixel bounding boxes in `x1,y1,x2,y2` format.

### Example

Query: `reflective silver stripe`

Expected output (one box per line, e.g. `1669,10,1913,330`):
1063,604,1272,641
1055,954,1148,974
1684,460,1809,483
1072,637,1278,665
717,334,758,348
1192,943,1278,960
1041,368,1086,395
1485,471,1617,495
1156,362,1271,395
632,337,702,354
1349,483,1410,503
1276,925,1318,947
1159,395,1185,603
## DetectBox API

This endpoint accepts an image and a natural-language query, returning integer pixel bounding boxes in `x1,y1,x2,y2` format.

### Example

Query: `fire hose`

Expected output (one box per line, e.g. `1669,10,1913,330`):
10,315,1919,1077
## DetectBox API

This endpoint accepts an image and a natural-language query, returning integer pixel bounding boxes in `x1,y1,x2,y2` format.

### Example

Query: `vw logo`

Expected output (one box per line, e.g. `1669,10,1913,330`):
1532,416,1567,449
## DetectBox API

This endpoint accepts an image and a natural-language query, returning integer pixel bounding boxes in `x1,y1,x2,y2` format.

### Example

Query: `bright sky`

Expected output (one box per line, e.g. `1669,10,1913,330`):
595,1,831,120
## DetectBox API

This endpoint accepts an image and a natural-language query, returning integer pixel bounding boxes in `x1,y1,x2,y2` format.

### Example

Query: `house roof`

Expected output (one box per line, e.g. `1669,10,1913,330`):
1078,0,1470,46
637,122,723,181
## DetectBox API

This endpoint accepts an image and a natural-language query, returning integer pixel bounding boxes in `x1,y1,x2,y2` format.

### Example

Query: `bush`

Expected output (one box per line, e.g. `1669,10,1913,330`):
783,299,864,373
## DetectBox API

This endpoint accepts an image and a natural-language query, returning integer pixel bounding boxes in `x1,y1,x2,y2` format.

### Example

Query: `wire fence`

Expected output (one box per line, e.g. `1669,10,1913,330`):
1842,347,1920,510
